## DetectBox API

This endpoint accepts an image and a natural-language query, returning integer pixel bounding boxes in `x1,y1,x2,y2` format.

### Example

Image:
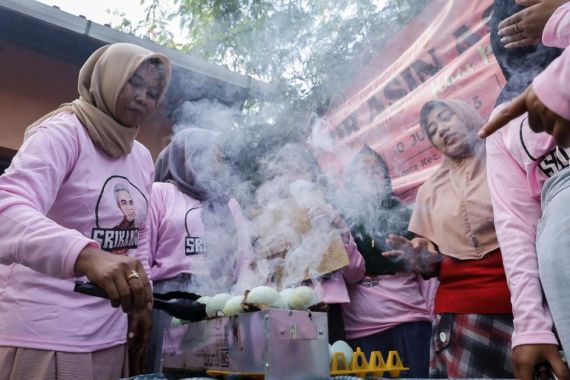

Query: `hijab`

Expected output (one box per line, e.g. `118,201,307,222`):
154,127,237,245
341,145,411,251
410,99,498,260
26,43,172,157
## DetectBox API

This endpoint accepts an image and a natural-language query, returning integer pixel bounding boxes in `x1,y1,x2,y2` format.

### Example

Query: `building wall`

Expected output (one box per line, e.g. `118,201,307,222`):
0,42,172,162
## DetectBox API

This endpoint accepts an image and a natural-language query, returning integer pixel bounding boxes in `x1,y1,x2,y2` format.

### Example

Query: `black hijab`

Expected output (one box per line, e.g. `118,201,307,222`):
155,128,237,254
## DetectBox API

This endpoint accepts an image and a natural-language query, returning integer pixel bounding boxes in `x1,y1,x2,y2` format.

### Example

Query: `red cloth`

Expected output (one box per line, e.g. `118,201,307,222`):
434,249,512,314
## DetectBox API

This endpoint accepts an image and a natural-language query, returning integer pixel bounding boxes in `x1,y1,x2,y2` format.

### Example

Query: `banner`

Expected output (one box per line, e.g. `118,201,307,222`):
319,0,504,203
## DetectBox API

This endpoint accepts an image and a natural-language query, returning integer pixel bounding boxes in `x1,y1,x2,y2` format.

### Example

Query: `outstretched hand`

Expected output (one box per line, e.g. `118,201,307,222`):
498,0,568,49
74,246,153,313
478,86,570,146
383,235,442,276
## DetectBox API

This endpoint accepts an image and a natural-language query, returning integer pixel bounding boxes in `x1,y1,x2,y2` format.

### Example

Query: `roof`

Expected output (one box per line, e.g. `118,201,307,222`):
0,0,276,105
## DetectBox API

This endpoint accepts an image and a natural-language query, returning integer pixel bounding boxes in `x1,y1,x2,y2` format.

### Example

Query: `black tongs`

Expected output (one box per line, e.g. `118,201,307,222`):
74,281,206,322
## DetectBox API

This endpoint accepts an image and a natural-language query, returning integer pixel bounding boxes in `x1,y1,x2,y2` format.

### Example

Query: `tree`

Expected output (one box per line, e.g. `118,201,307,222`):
117,0,431,104
114,0,432,198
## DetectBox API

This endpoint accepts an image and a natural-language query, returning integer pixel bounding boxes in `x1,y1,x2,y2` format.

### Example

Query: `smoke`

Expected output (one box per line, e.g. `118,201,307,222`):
155,1,449,296
171,99,240,135
489,0,562,106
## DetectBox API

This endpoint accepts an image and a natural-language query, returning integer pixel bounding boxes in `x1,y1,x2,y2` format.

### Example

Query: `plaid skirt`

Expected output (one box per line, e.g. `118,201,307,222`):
430,313,514,378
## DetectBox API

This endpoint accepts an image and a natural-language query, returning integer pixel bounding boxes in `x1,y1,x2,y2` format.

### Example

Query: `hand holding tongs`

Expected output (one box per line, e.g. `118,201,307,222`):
74,281,207,322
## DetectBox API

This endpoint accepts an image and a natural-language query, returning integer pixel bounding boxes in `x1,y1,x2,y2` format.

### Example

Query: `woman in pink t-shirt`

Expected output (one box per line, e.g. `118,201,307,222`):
337,146,434,378
478,2,570,379
0,43,171,378
147,127,255,371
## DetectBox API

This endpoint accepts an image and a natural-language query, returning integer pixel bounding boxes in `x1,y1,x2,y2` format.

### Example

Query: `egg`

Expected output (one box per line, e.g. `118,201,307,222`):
223,295,245,316
196,296,211,305
288,286,317,310
205,293,231,317
330,340,353,368
247,286,280,306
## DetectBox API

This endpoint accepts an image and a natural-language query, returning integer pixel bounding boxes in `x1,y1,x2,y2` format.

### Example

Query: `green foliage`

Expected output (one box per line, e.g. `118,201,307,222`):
112,0,431,192
115,0,431,104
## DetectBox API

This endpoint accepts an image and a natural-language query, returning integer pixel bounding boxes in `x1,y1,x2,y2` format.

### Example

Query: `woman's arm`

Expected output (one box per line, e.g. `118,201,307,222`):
0,120,92,277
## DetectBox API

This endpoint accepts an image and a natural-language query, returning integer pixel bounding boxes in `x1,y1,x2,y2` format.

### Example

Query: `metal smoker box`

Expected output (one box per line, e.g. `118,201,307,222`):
161,309,330,379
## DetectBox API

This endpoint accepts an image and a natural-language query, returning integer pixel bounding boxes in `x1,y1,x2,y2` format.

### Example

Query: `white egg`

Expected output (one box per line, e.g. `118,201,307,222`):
330,340,353,368
247,286,280,306
196,296,211,305
206,293,231,317
288,286,317,310
278,288,295,309
223,295,245,316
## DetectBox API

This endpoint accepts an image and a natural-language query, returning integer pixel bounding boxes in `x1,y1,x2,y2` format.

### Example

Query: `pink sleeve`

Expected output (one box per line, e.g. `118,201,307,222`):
533,48,570,120
533,3,570,120
340,233,365,285
486,131,558,348
542,3,570,48
0,122,96,278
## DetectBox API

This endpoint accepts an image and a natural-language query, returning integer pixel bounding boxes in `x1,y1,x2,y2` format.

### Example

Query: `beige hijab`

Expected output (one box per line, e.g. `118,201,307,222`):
25,43,172,157
409,100,499,260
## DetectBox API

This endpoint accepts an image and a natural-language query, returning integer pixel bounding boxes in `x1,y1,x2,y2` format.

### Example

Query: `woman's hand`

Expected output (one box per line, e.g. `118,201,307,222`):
128,309,153,375
512,344,570,380
308,205,351,244
74,246,152,313
383,235,442,276
478,86,570,146
498,0,568,49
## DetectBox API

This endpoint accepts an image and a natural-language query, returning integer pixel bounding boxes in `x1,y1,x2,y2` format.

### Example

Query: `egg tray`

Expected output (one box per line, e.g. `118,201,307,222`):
204,348,408,379
330,347,409,378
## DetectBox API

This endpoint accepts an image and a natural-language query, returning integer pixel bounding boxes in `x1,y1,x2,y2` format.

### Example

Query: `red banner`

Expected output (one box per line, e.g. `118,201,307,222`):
318,0,504,203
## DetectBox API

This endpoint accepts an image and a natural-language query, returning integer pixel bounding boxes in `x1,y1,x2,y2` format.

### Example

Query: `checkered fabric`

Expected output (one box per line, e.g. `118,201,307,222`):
430,313,514,378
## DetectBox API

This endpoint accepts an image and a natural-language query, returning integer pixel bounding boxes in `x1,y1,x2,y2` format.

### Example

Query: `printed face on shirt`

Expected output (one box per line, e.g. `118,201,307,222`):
91,177,148,254
115,188,136,223
115,60,162,128
424,104,476,159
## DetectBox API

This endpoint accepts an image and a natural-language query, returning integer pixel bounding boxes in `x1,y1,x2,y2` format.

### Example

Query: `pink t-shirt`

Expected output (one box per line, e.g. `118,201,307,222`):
148,181,254,284
485,3,570,349
312,236,366,304
342,272,435,339
0,112,154,352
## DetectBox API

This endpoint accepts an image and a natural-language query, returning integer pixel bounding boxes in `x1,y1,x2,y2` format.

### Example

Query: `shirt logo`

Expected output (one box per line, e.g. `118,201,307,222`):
539,147,570,177
359,275,381,288
91,176,147,255
185,236,206,255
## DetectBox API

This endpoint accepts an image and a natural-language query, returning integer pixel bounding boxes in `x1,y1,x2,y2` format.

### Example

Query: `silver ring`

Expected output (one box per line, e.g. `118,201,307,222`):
514,23,520,33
